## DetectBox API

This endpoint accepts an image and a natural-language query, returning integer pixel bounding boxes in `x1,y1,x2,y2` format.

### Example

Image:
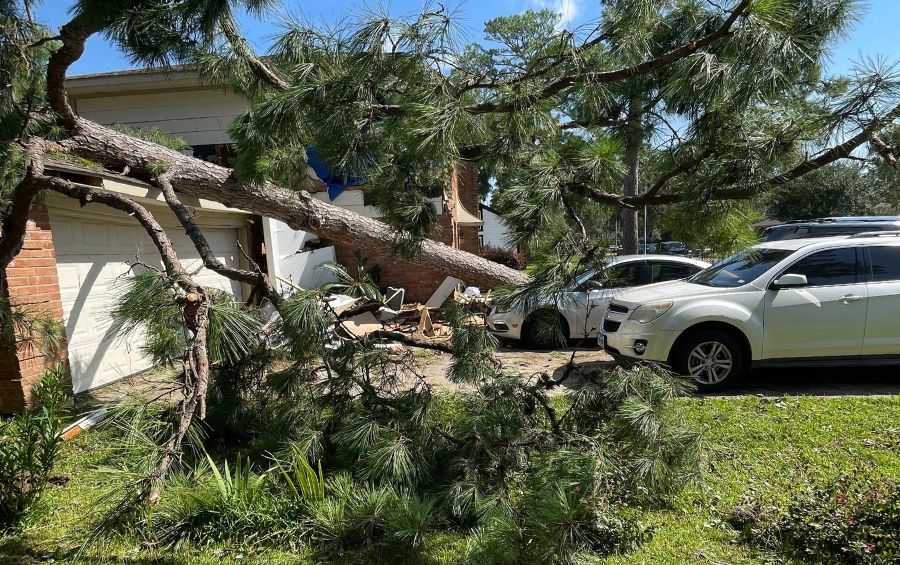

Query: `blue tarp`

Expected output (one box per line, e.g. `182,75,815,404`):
306,148,365,201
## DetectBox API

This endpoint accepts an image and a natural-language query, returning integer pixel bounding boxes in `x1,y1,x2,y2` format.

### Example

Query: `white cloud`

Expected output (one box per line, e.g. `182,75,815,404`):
526,0,581,30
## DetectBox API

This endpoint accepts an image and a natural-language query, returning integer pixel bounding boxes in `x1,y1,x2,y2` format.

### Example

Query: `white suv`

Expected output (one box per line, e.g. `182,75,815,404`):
600,234,900,391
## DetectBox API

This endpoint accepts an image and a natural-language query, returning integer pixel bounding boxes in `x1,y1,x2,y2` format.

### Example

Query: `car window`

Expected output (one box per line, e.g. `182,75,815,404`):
601,262,644,288
764,226,807,241
650,261,695,283
809,225,871,237
784,247,858,286
869,246,900,282
690,248,793,288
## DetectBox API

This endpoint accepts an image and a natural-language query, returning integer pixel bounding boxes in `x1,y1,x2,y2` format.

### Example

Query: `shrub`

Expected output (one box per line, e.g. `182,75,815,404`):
0,364,68,530
151,455,290,547
730,474,900,565
479,245,525,270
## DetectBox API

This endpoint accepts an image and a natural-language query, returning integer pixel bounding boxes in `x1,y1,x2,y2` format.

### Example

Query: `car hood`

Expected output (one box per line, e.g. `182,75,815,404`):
611,280,723,306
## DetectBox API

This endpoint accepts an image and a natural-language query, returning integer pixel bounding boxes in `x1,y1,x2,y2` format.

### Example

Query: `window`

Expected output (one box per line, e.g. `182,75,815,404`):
690,248,792,288
764,226,807,241
601,262,644,288
784,247,858,286
650,262,695,283
808,225,871,237
869,246,900,282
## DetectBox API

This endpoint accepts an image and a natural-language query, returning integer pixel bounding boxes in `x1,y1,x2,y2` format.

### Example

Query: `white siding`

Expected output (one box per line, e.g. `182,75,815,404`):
480,206,513,250
75,89,245,146
262,218,337,293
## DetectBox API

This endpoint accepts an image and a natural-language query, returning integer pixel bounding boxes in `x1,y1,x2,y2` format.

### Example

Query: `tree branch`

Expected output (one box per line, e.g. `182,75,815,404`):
0,140,46,270
465,0,750,114
154,169,281,305
713,101,900,200
366,330,453,353
643,147,714,200
219,13,289,91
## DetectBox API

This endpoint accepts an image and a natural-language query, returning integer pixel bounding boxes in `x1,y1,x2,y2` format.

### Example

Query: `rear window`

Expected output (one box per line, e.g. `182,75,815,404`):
869,246,900,282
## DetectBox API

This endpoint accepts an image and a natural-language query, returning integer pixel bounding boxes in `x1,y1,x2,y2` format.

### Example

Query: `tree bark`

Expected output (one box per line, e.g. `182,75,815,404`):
57,118,530,289
620,97,642,255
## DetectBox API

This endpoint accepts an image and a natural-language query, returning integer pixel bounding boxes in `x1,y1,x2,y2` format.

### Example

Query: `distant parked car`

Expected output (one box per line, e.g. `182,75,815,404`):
762,217,900,241
601,231,900,391
658,241,687,255
640,243,659,253
486,255,709,348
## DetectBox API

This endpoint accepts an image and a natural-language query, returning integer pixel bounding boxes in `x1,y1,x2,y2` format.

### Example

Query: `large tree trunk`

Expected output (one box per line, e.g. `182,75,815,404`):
57,118,529,289
620,97,643,255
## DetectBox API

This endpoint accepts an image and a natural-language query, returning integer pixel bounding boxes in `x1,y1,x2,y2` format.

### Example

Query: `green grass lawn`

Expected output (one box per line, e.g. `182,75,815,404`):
3,394,899,564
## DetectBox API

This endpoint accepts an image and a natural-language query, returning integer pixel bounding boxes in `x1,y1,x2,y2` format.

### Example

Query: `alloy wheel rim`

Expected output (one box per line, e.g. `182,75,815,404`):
687,341,733,385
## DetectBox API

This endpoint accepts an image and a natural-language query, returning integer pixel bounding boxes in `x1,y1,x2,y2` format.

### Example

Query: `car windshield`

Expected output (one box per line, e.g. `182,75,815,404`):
688,248,792,288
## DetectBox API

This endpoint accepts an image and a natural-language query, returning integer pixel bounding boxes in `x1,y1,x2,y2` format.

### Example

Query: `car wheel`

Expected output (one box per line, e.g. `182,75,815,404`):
522,310,568,350
673,330,745,391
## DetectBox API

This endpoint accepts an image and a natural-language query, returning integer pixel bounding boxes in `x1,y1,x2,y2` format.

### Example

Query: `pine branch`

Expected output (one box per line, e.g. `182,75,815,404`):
219,13,289,91
465,0,751,114
713,101,900,200
643,148,714,200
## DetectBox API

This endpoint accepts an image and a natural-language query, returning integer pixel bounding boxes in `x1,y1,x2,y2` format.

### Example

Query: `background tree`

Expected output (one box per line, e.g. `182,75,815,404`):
765,161,886,220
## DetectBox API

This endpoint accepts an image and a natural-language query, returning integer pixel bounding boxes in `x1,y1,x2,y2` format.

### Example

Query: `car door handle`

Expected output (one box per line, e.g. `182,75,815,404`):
839,294,864,304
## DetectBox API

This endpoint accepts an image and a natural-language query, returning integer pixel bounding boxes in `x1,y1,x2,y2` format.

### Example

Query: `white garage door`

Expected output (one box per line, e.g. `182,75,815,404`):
50,211,245,393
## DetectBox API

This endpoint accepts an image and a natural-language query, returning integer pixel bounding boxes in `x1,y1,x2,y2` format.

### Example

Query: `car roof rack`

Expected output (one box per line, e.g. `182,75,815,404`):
782,216,900,225
848,231,900,239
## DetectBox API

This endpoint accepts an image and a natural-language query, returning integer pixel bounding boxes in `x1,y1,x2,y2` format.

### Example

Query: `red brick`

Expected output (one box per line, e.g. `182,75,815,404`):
1,205,69,414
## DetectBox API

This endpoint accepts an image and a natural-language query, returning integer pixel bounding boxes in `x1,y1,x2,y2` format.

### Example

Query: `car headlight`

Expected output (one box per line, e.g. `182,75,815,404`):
629,301,673,324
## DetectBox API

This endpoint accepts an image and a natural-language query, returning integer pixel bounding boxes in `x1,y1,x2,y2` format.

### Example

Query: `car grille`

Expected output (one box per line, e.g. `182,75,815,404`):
602,320,621,333
608,303,629,314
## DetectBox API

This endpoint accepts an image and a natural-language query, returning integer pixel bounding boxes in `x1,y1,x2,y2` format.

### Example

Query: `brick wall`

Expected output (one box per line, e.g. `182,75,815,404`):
0,205,69,413
329,161,483,303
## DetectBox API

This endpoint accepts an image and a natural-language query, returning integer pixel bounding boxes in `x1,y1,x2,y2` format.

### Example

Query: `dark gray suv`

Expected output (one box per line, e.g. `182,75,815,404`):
762,217,900,241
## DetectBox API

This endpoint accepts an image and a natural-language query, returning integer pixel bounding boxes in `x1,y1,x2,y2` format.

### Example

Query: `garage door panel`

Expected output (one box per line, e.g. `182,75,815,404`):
50,213,244,393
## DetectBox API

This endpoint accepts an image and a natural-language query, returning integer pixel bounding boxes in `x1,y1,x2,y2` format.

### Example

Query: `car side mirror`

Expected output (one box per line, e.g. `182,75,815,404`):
771,273,808,289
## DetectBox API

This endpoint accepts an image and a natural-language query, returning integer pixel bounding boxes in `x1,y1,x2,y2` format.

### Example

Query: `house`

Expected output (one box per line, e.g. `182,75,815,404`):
0,66,487,412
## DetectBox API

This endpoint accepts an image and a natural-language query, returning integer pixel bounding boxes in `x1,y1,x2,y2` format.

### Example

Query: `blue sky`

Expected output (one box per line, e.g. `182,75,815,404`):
37,0,900,76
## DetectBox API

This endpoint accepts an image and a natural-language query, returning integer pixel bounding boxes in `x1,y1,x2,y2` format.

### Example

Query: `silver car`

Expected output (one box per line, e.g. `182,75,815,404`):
486,255,709,349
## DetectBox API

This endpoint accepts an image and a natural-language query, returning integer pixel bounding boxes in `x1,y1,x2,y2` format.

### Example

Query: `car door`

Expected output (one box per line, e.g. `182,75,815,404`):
862,244,900,356
568,261,646,339
763,246,867,360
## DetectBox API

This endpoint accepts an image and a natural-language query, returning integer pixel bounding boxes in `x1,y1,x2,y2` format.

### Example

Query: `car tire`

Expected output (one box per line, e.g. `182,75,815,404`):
672,330,745,392
522,310,568,350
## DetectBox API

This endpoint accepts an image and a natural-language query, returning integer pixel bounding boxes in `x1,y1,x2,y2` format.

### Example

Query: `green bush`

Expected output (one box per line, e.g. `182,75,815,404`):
479,245,526,270
0,364,68,530
730,474,900,564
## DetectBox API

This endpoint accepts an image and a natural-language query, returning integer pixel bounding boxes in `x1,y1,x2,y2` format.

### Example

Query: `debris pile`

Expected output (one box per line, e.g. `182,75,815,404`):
331,276,490,346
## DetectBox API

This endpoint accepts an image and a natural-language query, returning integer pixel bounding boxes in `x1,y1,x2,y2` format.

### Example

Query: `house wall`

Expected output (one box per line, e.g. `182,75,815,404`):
71,85,334,294
329,162,483,303
480,207,513,250
75,88,243,146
